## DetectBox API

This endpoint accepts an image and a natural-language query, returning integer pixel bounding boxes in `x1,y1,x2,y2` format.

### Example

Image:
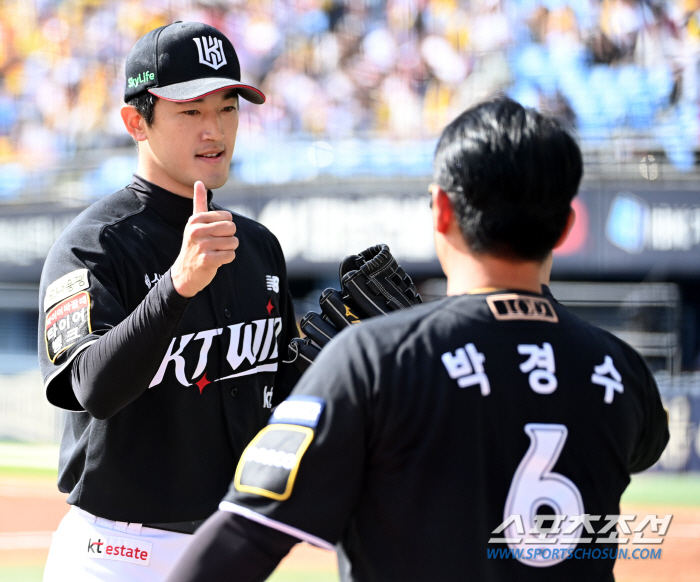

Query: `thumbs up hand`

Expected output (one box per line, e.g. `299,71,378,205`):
171,181,239,298
192,179,210,216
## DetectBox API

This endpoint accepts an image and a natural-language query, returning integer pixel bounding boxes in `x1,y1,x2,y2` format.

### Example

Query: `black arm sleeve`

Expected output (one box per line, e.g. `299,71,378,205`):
629,356,669,473
70,270,192,419
165,511,298,582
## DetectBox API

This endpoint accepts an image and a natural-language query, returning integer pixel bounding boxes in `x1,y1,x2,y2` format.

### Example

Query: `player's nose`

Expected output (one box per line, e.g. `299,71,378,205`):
201,112,225,140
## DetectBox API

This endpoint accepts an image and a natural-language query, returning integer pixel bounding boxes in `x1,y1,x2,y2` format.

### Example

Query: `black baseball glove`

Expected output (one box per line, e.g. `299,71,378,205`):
288,244,422,373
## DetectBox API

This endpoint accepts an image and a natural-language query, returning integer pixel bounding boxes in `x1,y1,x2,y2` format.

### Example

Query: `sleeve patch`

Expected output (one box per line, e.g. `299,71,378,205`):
234,424,314,501
44,269,90,311
269,395,326,428
45,291,92,363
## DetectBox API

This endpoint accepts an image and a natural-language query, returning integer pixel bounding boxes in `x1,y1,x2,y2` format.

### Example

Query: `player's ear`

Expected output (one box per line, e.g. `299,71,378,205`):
431,185,454,235
121,106,148,142
553,207,576,249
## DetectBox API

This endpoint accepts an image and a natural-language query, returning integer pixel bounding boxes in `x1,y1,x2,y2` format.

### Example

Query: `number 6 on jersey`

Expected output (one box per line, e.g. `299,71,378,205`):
503,424,584,567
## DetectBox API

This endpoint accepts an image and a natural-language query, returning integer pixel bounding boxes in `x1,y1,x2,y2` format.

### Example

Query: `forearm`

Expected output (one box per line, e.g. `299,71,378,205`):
165,511,297,582
71,270,192,419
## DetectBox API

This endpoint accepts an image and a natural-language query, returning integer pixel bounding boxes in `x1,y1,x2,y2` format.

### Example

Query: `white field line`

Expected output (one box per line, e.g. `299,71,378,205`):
0,443,59,471
0,531,53,549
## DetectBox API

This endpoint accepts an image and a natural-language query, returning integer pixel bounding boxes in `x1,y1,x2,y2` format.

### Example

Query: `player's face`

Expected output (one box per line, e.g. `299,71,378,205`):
141,90,239,198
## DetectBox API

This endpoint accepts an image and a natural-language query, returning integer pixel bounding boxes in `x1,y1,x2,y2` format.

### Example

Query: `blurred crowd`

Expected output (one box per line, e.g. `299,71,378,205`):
0,0,699,193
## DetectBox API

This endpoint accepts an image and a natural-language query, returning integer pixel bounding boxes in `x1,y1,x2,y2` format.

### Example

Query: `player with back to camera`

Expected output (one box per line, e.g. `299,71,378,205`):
165,97,669,582
37,21,300,581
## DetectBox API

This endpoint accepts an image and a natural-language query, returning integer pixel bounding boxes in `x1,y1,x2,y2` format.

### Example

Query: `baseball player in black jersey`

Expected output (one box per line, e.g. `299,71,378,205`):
167,97,669,582
38,22,300,581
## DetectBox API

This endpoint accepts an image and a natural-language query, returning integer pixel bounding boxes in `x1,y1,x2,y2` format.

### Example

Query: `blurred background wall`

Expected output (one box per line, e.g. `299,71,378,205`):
0,0,698,472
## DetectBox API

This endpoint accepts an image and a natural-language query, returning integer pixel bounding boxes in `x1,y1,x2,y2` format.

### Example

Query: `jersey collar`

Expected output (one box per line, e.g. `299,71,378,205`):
128,174,213,228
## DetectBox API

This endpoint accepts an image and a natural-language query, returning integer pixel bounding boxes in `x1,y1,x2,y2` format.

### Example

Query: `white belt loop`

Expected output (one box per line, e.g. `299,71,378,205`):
75,506,97,524
127,523,143,535
95,517,113,529
74,506,144,536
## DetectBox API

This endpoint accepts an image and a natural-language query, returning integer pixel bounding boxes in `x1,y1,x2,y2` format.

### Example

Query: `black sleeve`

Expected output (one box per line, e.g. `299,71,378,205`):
69,270,192,419
629,355,669,473
165,511,297,582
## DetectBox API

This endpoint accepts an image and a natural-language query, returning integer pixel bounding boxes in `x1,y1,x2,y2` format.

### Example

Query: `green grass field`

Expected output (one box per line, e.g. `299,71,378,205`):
0,566,47,582
621,472,700,506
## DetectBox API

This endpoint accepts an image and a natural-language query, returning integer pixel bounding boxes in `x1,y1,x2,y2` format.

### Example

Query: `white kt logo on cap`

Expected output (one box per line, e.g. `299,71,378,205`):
193,36,227,70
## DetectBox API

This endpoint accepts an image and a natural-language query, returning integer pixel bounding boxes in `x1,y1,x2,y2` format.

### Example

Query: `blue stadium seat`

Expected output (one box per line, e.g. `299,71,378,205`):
0,163,26,199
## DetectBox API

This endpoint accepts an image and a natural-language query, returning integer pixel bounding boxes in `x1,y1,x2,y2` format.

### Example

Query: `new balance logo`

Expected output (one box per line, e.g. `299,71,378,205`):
266,276,279,293
193,36,227,70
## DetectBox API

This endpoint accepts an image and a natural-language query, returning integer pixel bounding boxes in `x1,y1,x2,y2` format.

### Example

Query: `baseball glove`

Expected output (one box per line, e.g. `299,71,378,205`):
288,244,422,373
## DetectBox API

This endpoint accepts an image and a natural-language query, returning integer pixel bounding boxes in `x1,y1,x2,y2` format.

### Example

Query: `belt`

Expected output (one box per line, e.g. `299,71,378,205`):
143,519,206,535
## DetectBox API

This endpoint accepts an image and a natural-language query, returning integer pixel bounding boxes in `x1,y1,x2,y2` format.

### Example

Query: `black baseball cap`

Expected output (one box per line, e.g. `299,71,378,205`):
124,21,265,104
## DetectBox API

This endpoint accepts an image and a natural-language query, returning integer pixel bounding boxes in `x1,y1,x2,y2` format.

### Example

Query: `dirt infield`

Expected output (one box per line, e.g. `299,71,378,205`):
0,475,338,577
0,476,67,570
613,503,700,582
0,475,697,581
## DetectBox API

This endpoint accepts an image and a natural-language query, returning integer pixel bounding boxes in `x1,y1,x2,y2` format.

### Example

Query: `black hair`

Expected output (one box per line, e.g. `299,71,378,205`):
126,92,158,126
433,97,583,262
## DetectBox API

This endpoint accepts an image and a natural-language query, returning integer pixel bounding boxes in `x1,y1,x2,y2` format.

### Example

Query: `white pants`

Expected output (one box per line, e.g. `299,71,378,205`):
43,506,194,582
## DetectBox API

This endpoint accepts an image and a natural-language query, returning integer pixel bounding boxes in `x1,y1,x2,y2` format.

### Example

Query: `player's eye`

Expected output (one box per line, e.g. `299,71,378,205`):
182,110,199,115
222,105,237,112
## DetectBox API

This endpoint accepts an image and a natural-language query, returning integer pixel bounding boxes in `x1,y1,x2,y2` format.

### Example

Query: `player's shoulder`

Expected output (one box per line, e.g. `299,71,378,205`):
76,186,142,223
342,290,643,361
212,202,285,256
45,188,144,257
332,296,457,355
56,187,144,241
212,202,269,235
548,294,654,382
39,189,147,304
552,297,641,353
362,296,453,332
213,201,273,234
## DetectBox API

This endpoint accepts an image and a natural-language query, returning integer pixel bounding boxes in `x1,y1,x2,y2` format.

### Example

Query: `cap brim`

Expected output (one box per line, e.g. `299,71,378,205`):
149,77,265,104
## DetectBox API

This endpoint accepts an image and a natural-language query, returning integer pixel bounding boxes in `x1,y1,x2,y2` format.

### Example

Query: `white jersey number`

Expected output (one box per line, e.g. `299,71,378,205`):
503,423,584,567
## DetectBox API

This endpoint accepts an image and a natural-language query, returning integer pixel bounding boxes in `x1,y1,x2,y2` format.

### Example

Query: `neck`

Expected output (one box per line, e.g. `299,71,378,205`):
136,147,193,199
443,250,543,296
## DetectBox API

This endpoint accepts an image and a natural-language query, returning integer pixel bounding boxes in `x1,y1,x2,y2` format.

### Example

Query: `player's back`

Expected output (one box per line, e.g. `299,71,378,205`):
325,290,667,582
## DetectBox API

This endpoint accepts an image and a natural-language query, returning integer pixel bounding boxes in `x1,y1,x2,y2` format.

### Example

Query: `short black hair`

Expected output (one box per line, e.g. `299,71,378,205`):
433,97,583,262
127,92,158,126
125,89,239,127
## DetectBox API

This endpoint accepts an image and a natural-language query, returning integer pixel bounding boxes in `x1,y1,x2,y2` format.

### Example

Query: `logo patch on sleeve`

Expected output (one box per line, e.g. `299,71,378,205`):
44,269,90,311
269,395,326,428
234,424,314,501
45,291,92,363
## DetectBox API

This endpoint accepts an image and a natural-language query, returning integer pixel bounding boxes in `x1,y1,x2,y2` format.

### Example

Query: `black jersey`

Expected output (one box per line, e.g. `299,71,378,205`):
222,290,668,582
38,175,299,524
